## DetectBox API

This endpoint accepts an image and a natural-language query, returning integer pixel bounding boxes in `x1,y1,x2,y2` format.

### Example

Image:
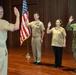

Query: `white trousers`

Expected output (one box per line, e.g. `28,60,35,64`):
0,47,8,75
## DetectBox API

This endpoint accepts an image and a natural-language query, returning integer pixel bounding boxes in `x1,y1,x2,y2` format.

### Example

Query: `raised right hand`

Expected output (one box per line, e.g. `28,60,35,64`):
14,7,20,17
69,16,74,23
48,22,51,27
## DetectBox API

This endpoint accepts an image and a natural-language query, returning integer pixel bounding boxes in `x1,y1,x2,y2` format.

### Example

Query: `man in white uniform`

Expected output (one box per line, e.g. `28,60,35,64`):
0,6,20,75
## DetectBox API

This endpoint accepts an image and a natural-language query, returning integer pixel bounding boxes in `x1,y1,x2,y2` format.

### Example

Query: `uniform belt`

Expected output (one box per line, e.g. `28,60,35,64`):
32,36,41,38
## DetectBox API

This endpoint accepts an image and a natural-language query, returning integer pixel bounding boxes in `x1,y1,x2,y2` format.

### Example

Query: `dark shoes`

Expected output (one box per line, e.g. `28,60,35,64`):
74,69,76,72
32,62,37,64
54,65,61,68
32,62,41,65
36,62,41,65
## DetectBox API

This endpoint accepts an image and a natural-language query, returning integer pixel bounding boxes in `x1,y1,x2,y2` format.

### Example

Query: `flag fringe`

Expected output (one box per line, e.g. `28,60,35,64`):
20,34,31,46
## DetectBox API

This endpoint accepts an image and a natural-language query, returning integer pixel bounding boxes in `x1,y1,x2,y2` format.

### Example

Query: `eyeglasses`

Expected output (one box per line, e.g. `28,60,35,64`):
0,11,3,13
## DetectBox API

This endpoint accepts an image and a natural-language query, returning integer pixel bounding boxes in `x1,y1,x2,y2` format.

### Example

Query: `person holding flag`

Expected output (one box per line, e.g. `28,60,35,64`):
0,6,20,75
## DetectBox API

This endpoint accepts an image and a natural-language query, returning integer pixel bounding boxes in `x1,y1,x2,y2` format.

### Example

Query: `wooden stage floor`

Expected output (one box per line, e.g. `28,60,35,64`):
8,47,76,75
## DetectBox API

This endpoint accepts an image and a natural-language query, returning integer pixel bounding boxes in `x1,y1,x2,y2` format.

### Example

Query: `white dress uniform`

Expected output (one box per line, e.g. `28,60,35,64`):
0,19,14,75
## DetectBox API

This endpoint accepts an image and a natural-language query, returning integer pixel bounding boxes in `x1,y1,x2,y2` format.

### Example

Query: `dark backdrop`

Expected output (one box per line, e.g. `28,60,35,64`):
0,0,76,52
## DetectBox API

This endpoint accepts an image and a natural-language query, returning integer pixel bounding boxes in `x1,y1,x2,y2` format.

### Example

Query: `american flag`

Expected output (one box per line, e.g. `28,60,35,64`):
20,0,30,45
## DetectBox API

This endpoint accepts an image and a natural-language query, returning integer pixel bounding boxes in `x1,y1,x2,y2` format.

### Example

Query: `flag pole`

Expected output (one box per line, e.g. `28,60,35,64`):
25,18,31,59
26,38,30,59
20,0,31,59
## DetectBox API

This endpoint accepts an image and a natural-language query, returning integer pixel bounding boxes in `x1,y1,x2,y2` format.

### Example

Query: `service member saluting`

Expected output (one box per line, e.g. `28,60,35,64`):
26,13,45,65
